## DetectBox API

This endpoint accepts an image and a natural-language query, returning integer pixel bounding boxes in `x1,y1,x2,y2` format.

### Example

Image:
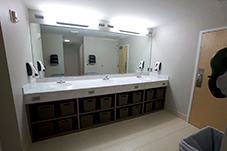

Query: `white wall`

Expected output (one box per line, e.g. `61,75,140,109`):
0,0,33,150
84,37,118,75
119,36,151,73
151,6,227,118
0,22,23,151
42,33,65,77
63,44,79,76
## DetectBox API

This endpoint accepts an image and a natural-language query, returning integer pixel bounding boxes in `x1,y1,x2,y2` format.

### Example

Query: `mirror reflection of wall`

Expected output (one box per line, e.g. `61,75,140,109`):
30,23,151,78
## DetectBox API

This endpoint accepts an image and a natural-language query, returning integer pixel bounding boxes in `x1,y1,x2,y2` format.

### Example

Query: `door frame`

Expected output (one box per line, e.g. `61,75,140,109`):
119,44,129,73
187,26,227,122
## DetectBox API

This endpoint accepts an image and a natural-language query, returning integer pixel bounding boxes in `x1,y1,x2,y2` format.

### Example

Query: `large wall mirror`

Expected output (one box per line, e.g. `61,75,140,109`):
30,23,151,78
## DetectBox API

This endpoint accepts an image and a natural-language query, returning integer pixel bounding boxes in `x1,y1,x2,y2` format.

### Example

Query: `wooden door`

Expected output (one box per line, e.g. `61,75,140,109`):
189,29,227,131
118,46,128,74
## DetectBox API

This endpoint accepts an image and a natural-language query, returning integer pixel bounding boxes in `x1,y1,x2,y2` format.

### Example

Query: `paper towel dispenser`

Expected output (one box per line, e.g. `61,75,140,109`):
50,54,58,65
89,55,96,64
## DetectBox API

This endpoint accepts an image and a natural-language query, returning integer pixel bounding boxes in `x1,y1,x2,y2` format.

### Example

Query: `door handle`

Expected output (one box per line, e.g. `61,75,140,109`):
196,68,204,88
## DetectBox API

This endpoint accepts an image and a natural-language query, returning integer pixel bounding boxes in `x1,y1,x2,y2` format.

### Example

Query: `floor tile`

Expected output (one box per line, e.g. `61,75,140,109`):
139,142,159,151
29,111,200,151
61,133,80,151
30,137,61,151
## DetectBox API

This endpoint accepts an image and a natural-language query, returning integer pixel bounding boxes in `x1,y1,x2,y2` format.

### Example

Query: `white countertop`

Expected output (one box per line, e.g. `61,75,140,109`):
23,75,168,95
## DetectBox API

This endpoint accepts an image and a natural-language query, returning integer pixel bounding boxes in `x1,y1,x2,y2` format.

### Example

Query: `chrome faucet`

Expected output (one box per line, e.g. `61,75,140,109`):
136,74,142,78
57,78,66,84
103,75,110,80
136,70,142,78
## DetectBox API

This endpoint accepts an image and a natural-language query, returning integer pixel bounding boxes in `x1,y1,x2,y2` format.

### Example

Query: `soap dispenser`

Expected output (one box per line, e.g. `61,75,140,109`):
26,62,38,76
154,62,161,72
137,61,145,78
37,60,45,71
139,61,145,69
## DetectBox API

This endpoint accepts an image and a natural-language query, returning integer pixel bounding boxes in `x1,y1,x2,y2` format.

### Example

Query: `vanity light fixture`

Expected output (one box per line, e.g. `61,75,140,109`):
107,24,114,28
34,14,44,19
56,21,89,28
64,39,70,43
119,30,140,35
70,31,79,34
99,23,105,27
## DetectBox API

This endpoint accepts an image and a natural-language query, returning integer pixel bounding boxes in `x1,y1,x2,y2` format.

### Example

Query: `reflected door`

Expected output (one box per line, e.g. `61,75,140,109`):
189,29,227,131
118,46,128,74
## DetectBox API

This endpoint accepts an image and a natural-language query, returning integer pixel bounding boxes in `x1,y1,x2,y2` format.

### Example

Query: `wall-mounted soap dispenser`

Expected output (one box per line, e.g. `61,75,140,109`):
26,62,38,76
139,61,145,69
37,60,45,71
154,62,161,72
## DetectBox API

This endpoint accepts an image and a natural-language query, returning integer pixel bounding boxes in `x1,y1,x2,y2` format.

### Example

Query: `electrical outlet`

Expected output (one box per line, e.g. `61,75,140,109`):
32,96,40,101
88,91,95,94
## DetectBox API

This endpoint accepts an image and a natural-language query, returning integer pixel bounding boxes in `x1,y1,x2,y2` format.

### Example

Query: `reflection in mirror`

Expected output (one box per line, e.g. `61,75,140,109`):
30,23,151,78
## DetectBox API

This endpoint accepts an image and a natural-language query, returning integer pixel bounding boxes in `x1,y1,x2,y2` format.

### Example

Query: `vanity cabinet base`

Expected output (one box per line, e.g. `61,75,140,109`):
26,87,166,142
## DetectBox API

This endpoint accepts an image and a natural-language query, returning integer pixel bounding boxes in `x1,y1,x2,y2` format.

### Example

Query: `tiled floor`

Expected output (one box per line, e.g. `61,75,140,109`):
29,111,199,151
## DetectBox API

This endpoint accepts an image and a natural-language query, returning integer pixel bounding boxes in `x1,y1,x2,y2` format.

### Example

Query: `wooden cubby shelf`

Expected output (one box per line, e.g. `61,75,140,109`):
116,102,143,108
79,107,115,115
31,114,78,124
26,86,167,142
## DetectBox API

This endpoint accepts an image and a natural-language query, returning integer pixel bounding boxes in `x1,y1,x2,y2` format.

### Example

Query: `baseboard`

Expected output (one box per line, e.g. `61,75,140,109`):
165,106,187,121
23,137,31,151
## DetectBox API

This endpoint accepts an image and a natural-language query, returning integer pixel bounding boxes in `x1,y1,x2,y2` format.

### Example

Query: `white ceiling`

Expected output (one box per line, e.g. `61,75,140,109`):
23,0,227,28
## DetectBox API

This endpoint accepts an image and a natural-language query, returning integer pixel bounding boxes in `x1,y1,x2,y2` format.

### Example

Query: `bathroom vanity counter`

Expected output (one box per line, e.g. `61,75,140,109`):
24,74,169,142
23,75,168,104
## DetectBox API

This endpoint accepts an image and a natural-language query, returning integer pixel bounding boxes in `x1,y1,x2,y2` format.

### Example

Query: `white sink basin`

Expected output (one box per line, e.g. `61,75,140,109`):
134,77,152,81
102,79,114,82
50,83,72,88
140,77,152,81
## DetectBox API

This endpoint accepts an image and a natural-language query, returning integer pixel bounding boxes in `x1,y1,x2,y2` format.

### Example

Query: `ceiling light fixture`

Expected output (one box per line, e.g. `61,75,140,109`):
64,39,70,42
56,22,89,28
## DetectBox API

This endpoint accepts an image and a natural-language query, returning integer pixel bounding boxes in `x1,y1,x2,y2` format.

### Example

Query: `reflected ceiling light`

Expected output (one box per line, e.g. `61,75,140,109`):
70,31,79,34
119,30,140,35
111,17,153,35
64,39,70,42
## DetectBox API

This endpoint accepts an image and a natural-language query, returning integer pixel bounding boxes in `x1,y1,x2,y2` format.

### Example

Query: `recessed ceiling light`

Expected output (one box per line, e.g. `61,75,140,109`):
70,31,79,34
64,39,70,42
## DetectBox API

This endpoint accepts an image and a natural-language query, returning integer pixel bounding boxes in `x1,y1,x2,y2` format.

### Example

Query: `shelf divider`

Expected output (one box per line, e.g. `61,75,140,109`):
76,98,81,130
31,114,78,124
80,107,115,116
116,102,143,109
